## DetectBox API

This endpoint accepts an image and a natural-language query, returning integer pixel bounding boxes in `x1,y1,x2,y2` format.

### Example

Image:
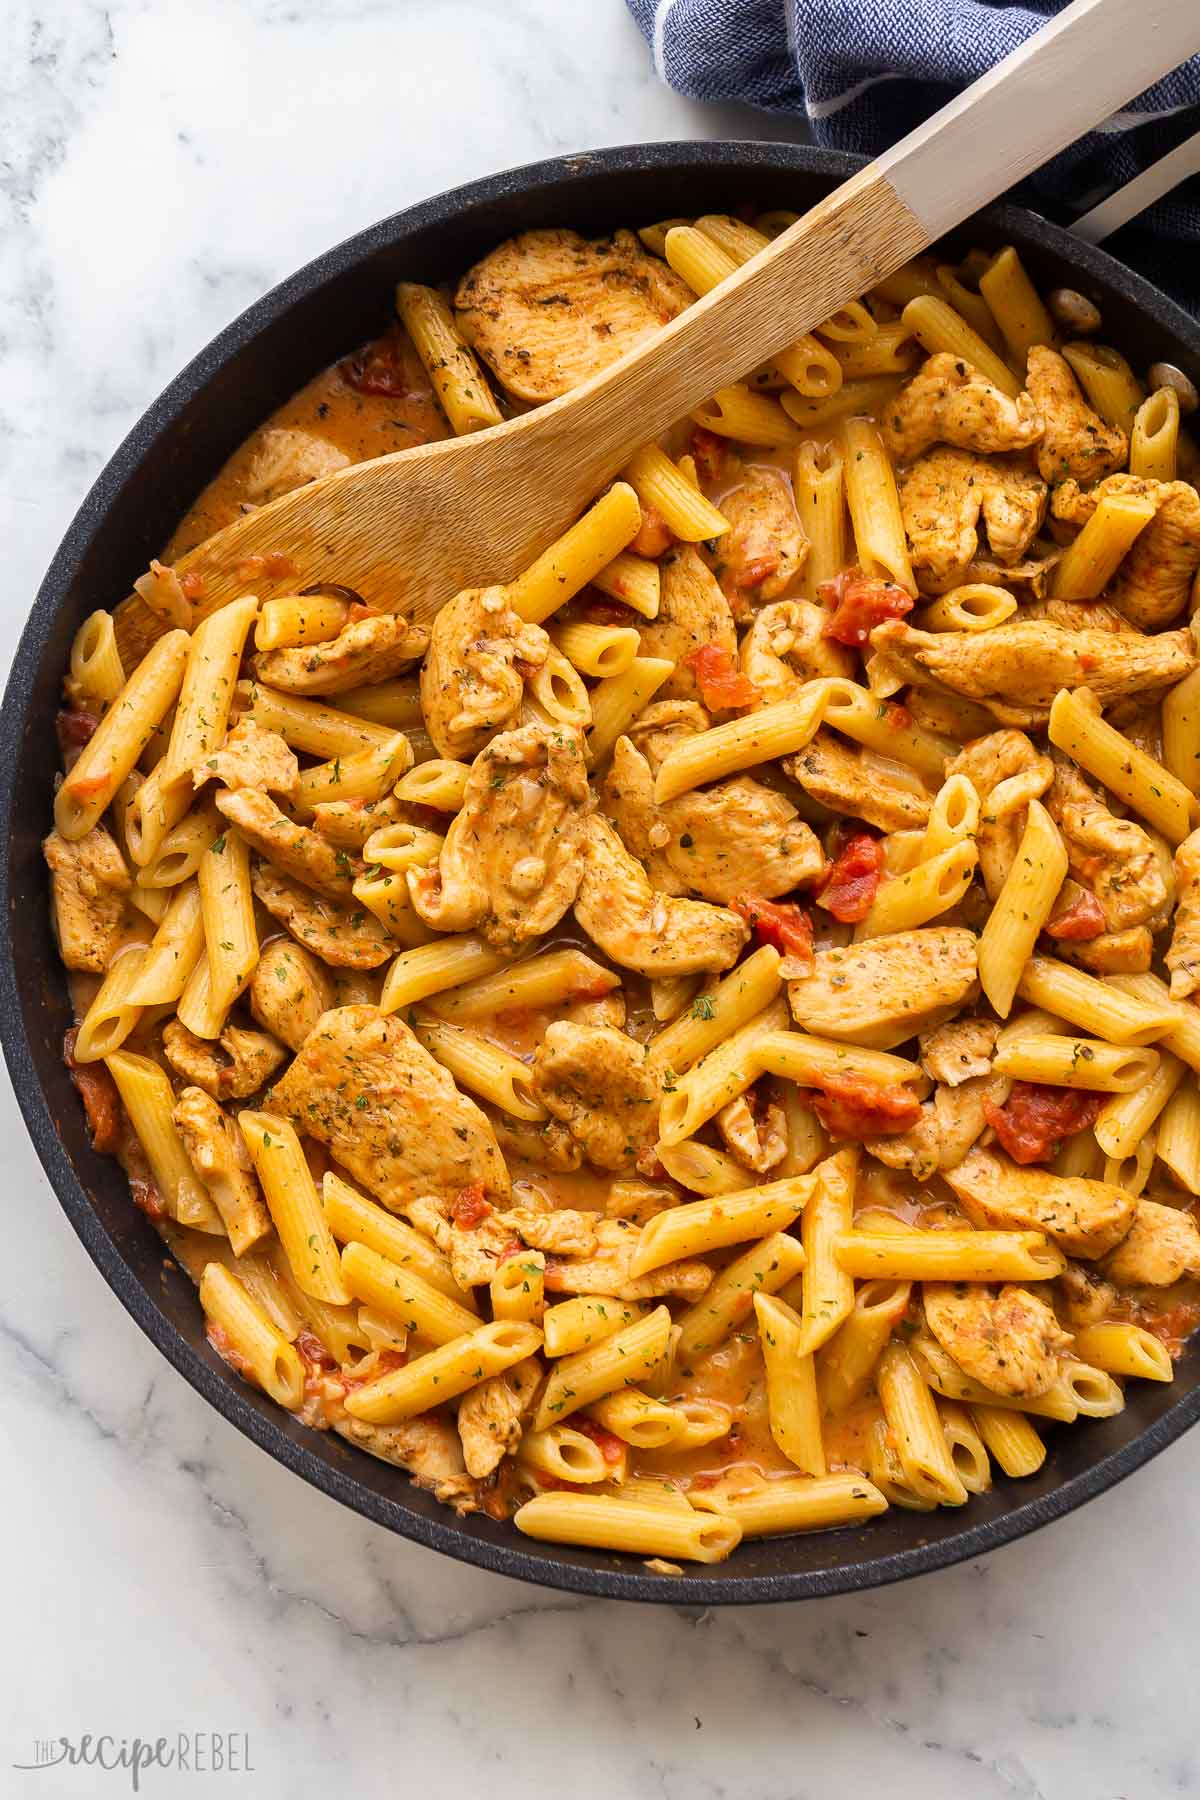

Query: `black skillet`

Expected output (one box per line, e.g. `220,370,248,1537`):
4,141,1199,1603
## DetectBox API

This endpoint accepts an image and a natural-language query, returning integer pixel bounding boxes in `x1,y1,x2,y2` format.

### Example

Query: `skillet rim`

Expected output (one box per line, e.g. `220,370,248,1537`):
5,137,1200,1604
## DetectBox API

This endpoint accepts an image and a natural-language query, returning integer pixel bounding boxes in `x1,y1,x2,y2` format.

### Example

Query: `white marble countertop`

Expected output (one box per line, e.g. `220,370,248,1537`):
2,3,1197,1795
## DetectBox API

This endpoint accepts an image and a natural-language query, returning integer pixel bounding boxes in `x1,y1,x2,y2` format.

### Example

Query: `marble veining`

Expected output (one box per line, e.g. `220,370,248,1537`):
2,3,1197,1794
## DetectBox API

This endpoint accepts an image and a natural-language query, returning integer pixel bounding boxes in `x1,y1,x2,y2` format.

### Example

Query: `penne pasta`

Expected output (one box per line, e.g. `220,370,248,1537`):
675,1230,806,1361
834,1229,1065,1282
199,1263,305,1408
104,1051,221,1231
977,800,1068,1017
409,1012,545,1120
586,657,675,765
346,1320,543,1425
238,1111,351,1305
993,1035,1158,1092
515,1491,740,1563
395,282,504,435
841,416,916,593
55,630,190,840
534,1306,671,1430
1049,687,1194,845
629,1176,814,1277
651,690,827,803
754,1292,825,1475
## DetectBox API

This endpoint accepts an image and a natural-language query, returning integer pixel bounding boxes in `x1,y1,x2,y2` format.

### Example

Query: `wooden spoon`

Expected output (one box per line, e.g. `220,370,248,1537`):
116,0,1199,655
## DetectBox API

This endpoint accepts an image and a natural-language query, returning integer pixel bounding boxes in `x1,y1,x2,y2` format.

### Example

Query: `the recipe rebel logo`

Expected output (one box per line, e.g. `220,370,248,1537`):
12,1733,255,1789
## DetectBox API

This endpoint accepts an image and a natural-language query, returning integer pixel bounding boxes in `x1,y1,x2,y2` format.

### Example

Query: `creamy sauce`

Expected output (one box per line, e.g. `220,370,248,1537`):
166,328,447,556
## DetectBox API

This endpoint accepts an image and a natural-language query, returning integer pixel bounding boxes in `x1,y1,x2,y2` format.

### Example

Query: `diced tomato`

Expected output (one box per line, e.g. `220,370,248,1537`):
690,426,728,485
1045,889,1106,942
451,1181,491,1228
810,1075,922,1141
819,566,914,646
55,709,99,755
569,976,619,1002
1122,1296,1200,1358
495,1238,525,1265
295,1327,337,1372
585,597,638,627
683,642,761,710
181,571,208,601
573,1418,626,1465
728,553,780,593
207,1321,255,1380
235,551,296,582
126,1170,165,1219
730,892,814,964
64,769,112,801
983,1083,1105,1166
815,832,884,923
340,329,421,397
63,1026,122,1154
340,1348,407,1394
882,701,912,732
630,504,675,559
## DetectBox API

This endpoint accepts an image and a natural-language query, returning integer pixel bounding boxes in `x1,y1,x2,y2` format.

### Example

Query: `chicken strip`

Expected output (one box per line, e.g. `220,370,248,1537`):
249,938,335,1050
627,700,712,769
454,228,692,402
918,1018,999,1087
251,863,393,968
712,465,807,611
716,1091,787,1174
216,787,357,901
542,1217,713,1303
531,1021,659,1171
1052,473,1200,629
197,719,299,796
162,1019,287,1100
869,619,1196,730
739,599,855,707
1102,1197,1200,1287
786,927,978,1051
1025,344,1127,485
1166,827,1200,999
1045,753,1168,935
481,1108,580,1178
944,728,1053,898
420,584,551,761
636,546,737,703
573,815,748,977
1018,597,1131,634
456,1359,541,1480
409,722,591,951
783,729,933,832
881,351,1045,461
923,1281,1069,1399
172,1085,271,1255
866,1075,1002,1181
271,1004,510,1206
603,733,823,903
243,427,350,504
943,1145,1135,1258
253,612,428,695
897,447,1047,592
335,1413,468,1497
43,823,132,973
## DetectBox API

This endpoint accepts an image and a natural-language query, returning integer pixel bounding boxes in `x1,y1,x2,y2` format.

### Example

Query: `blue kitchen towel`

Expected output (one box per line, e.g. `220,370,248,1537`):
626,0,1200,311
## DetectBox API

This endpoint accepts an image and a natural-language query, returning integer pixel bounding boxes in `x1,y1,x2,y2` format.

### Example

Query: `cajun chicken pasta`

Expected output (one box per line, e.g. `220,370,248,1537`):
47,214,1200,1568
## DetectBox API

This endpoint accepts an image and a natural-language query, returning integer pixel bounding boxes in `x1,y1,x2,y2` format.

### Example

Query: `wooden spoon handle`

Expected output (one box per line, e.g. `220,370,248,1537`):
552,0,1199,483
